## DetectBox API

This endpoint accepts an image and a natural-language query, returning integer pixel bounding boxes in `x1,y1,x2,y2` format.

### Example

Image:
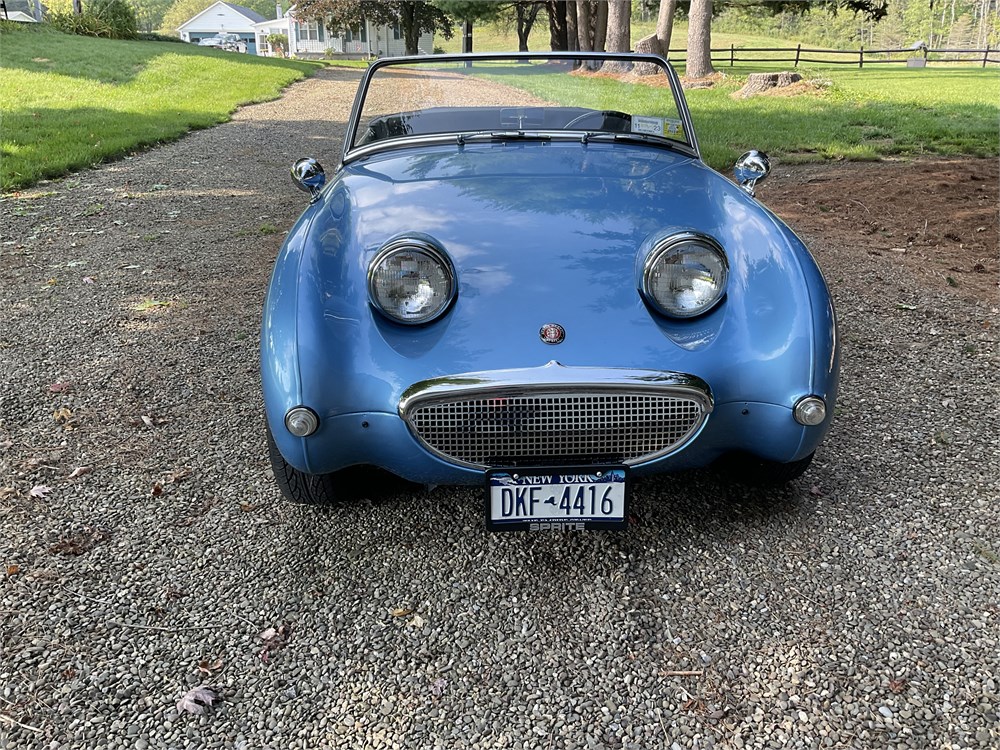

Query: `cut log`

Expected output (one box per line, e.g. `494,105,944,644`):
735,71,803,98
633,34,662,76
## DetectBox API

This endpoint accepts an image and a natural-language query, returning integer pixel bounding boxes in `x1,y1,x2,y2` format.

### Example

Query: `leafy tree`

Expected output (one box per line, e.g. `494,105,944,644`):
435,0,499,51
498,1,545,51
131,0,173,32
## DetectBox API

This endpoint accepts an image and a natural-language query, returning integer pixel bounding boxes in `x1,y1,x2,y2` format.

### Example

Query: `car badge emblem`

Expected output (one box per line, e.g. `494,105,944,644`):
539,323,565,345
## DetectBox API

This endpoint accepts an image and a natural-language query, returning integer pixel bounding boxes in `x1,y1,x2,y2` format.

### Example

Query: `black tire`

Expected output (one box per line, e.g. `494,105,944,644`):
266,424,337,504
718,451,815,486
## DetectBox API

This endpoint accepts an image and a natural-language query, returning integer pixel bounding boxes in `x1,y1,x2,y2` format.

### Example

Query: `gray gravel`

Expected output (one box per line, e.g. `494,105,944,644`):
2,66,999,750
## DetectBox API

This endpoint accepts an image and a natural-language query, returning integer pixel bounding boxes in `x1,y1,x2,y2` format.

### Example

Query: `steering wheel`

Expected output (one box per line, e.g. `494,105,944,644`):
563,110,632,132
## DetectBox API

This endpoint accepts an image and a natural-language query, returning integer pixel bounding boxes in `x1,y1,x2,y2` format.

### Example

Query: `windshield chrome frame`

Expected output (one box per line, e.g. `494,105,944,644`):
342,51,700,165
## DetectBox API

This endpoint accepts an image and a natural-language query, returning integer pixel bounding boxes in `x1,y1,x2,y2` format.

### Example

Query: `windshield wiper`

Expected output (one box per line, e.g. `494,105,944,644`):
457,131,552,145
581,131,689,152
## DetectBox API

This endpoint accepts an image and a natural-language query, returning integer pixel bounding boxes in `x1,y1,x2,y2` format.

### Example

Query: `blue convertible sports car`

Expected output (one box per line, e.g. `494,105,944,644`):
262,52,839,530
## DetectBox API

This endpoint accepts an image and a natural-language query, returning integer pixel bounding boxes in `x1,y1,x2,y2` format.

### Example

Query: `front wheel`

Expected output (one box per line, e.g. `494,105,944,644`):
266,425,337,504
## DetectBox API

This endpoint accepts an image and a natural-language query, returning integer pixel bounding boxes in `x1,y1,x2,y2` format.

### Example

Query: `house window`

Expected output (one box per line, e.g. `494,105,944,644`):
344,26,367,43
392,24,401,40
299,21,323,42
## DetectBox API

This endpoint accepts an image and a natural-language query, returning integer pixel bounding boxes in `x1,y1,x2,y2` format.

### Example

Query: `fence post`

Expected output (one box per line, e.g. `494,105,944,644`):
794,43,801,67
730,44,734,67
859,45,864,68
923,45,928,62
985,46,991,68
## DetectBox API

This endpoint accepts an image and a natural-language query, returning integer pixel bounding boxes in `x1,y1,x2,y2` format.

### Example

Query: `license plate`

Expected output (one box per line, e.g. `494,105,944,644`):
486,467,628,531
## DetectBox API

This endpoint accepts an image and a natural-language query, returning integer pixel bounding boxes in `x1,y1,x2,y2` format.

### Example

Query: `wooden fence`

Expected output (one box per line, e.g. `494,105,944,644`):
665,44,999,68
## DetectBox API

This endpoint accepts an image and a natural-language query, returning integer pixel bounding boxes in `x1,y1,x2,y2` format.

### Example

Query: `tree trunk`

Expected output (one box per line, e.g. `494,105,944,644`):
515,3,543,52
686,0,715,78
548,1,568,51
72,0,82,14
400,3,420,55
592,0,608,52
655,0,677,57
605,0,630,52
565,1,578,51
576,0,592,51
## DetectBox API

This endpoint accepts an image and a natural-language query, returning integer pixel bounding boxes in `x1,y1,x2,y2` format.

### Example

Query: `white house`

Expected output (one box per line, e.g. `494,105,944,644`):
251,4,434,59
177,1,267,54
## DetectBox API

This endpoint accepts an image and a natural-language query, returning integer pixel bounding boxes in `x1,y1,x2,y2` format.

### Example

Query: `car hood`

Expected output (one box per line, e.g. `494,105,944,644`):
295,141,826,408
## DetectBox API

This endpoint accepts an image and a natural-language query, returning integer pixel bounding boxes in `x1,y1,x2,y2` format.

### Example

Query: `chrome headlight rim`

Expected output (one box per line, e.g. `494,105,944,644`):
641,231,729,319
367,237,457,326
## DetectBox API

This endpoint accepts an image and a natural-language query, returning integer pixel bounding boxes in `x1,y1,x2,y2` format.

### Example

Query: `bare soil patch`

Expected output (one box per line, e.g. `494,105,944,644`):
761,157,998,304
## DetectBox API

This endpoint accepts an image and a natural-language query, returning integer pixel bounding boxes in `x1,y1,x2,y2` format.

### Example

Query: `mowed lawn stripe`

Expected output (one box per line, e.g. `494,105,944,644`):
1,25,318,191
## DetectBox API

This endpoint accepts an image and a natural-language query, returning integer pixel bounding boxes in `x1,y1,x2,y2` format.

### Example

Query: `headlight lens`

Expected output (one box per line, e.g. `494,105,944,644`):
368,239,457,325
642,234,729,318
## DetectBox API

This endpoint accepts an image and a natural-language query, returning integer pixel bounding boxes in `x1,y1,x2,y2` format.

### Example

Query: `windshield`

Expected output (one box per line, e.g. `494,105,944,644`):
346,53,695,160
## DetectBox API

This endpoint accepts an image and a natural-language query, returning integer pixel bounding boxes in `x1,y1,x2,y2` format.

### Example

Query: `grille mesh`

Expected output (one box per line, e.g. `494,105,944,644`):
405,391,705,467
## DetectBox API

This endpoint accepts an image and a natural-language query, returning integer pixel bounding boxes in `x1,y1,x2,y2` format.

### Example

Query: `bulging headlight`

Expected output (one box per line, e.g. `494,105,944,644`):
642,233,729,318
368,238,457,325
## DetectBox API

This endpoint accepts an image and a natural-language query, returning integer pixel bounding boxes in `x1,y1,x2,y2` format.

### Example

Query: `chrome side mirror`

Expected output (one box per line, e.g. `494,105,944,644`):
291,158,326,202
734,150,770,197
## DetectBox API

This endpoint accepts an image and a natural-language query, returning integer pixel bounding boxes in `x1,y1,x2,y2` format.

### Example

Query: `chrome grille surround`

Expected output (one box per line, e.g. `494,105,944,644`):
399,362,712,470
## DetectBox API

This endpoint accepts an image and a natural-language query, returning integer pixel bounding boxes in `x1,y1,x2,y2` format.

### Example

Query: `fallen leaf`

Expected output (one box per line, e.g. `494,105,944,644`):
52,407,74,426
49,526,108,555
6,564,21,576
391,607,413,618
176,685,217,715
809,485,823,496
68,466,91,479
239,502,259,512
431,677,448,696
170,467,192,483
197,658,223,676
888,678,908,694
82,276,95,284
48,382,72,393
30,485,52,498
257,622,293,662
141,415,155,428
408,614,426,628
151,482,163,497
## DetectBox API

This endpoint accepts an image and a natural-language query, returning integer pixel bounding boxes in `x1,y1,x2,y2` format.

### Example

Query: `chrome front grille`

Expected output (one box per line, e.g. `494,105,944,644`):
403,382,709,469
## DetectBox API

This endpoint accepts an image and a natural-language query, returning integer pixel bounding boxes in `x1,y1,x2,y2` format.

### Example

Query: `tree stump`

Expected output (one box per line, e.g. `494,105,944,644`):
633,34,662,76
735,71,803,98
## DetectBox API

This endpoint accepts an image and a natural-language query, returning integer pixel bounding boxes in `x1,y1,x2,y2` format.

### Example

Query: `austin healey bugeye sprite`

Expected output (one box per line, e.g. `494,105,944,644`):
261,52,839,530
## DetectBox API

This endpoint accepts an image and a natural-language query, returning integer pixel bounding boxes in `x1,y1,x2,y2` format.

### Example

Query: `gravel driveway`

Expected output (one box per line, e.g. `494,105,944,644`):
2,66,998,750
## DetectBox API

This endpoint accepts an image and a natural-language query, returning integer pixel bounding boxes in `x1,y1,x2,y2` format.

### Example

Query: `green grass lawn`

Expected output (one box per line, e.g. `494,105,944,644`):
439,20,998,169
0,24,319,191
688,64,999,167
3,22,996,191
